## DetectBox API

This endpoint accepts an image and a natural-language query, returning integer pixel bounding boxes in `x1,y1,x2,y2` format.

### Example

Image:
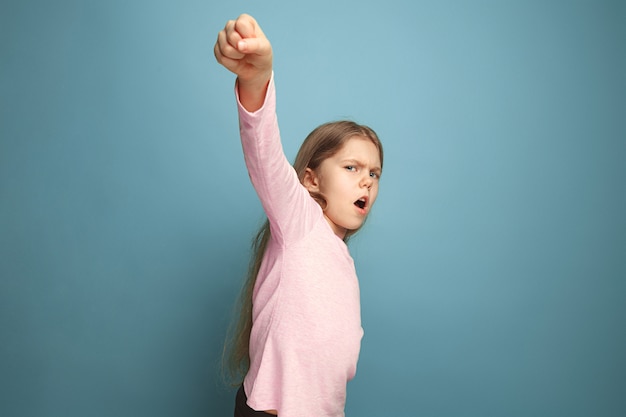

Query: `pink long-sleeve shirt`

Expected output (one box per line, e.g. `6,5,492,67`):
237,74,364,417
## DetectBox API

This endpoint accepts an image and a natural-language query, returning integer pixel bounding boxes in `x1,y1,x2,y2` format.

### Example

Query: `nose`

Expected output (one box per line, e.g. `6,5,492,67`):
361,174,373,190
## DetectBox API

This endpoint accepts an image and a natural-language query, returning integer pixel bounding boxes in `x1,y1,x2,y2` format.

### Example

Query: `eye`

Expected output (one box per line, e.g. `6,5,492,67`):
345,165,357,172
370,172,380,179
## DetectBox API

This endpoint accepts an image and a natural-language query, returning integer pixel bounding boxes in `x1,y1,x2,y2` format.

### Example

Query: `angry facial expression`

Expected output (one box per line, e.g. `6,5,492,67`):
304,136,382,239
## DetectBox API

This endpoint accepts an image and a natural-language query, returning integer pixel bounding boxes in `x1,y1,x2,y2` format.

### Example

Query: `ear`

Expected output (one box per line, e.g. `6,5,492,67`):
302,167,320,193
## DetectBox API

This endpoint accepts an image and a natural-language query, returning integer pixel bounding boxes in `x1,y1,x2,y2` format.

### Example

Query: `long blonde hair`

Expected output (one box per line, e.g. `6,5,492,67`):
222,120,383,385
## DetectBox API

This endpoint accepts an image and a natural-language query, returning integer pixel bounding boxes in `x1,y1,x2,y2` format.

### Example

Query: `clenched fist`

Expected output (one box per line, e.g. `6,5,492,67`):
214,14,273,111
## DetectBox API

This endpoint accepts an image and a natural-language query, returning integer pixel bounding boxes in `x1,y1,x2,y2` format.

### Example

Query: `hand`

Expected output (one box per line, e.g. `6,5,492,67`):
214,14,273,110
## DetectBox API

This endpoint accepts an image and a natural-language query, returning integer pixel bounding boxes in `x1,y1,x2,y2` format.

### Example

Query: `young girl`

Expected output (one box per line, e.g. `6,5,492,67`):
214,14,384,417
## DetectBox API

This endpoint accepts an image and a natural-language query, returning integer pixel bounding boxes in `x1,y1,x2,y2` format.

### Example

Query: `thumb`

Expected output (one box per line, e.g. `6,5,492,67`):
238,37,271,56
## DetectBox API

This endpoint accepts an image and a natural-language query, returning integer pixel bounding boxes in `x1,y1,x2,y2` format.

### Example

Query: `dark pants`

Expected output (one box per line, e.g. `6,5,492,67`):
234,385,274,417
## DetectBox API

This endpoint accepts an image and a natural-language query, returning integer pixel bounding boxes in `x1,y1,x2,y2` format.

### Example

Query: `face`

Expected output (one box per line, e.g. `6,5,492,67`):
304,136,382,239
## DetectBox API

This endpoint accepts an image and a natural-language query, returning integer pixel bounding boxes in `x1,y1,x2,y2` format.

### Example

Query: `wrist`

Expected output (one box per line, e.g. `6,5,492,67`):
237,71,271,112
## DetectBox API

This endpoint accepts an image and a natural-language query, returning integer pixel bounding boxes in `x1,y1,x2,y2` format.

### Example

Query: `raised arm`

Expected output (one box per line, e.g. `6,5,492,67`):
214,15,319,244
214,14,273,112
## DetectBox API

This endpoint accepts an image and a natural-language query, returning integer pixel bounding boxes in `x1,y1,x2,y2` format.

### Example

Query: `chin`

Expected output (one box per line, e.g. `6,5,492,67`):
347,222,365,232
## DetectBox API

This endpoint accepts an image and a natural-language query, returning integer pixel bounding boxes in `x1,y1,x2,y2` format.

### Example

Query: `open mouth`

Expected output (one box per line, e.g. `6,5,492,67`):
354,197,367,210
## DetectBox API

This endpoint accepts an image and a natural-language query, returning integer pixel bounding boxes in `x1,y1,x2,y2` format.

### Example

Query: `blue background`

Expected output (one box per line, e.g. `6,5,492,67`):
1,1,624,416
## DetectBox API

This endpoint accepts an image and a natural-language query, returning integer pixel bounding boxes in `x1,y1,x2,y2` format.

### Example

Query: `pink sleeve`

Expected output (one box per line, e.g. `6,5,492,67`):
236,73,319,244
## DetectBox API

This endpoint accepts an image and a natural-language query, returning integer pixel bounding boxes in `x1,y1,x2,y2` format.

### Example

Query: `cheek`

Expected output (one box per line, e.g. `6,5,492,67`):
370,187,380,205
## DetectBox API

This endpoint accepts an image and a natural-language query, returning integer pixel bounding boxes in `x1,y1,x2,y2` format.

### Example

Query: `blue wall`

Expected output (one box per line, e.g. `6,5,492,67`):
1,1,624,416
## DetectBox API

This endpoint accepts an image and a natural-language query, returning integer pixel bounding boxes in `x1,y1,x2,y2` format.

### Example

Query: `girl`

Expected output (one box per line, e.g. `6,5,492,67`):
214,14,384,417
